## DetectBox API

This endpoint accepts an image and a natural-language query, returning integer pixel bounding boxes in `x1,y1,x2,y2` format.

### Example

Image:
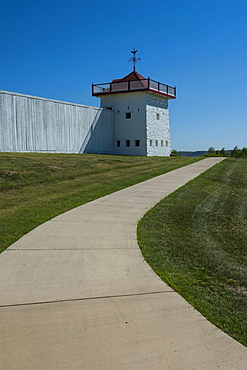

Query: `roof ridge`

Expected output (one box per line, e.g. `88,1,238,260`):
112,70,146,83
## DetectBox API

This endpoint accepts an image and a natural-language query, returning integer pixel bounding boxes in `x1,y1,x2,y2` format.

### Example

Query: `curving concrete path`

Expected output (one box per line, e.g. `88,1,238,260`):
0,157,246,369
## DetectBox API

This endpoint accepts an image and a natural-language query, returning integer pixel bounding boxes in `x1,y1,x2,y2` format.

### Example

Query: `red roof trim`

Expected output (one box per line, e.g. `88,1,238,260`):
93,88,176,99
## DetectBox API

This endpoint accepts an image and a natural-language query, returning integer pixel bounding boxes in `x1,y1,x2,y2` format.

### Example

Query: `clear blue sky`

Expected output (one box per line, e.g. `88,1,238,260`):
1,0,246,151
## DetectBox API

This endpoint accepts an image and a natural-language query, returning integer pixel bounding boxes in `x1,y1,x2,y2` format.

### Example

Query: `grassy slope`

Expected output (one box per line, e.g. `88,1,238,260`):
138,158,247,346
0,152,201,253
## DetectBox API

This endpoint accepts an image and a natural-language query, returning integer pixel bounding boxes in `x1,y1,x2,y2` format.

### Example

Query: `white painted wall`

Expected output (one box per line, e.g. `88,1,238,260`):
101,92,147,156
0,91,114,154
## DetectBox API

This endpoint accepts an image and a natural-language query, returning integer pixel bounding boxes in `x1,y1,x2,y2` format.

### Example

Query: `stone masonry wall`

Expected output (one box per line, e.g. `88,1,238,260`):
146,94,171,156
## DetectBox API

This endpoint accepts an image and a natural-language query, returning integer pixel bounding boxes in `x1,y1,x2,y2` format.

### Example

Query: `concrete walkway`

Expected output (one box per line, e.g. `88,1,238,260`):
0,157,246,369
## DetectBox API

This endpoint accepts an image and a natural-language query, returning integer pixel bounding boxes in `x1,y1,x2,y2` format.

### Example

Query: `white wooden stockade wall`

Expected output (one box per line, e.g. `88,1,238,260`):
0,91,114,154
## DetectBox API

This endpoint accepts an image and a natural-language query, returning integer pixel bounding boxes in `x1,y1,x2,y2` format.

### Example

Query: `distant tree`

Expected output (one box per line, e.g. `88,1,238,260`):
240,147,247,158
208,147,215,154
219,148,228,157
170,149,179,156
231,146,241,158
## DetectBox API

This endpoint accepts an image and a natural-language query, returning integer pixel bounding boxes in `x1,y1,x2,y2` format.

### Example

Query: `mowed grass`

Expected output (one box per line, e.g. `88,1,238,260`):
0,152,201,253
138,158,247,346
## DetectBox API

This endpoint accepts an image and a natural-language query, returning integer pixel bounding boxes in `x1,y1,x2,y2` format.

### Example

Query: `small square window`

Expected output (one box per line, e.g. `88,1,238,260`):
135,140,140,147
126,112,131,119
126,140,130,147
116,140,120,147
157,113,160,120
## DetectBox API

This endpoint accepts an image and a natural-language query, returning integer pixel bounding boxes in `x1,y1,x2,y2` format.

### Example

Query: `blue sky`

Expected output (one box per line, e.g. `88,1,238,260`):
1,0,246,151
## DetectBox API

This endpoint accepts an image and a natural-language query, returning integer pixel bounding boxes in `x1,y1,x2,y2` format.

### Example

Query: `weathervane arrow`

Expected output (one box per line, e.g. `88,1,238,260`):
129,48,140,71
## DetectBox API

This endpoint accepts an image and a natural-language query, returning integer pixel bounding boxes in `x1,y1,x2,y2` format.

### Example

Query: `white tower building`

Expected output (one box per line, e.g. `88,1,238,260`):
92,52,176,156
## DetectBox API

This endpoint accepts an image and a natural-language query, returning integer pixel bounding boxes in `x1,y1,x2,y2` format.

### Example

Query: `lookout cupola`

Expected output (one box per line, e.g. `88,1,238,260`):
92,51,176,156
92,70,176,100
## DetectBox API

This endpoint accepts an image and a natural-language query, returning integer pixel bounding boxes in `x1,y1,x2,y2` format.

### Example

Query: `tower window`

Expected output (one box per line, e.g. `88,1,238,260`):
155,140,158,147
126,140,130,147
166,141,169,147
106,107,112,110
116,140,120,147
126,112,131,119
150,140,153,146
161,140,164,147
135,140,140,147
157,113,160,120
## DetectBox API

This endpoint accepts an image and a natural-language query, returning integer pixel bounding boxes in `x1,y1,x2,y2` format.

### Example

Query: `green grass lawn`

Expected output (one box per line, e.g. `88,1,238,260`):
137,158,247,346
0,152,201,253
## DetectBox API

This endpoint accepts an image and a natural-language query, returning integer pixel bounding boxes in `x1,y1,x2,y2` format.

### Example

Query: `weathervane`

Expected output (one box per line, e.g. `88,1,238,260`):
129,48,140,71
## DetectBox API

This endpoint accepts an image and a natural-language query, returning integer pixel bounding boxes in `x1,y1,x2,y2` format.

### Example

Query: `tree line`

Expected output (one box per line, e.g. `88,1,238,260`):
205,146,247,158
170,147,247,157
